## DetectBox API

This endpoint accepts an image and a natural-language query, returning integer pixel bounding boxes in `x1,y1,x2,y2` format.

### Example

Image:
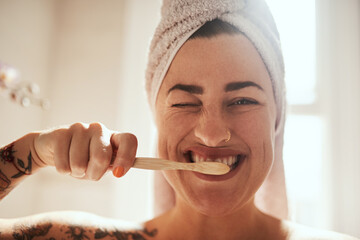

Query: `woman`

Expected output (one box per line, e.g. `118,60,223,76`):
0,0,357,239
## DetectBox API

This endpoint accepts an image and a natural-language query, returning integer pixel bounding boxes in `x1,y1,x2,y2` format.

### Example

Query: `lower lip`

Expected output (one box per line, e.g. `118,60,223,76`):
192,159,245,181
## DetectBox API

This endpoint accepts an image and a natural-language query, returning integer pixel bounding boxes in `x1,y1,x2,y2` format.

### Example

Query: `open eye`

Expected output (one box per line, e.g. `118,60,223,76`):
229,98,259,106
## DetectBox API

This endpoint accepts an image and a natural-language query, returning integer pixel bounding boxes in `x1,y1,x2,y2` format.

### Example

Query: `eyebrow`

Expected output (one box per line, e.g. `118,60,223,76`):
225,81,264,92
167,81,263,95
168,84,203,95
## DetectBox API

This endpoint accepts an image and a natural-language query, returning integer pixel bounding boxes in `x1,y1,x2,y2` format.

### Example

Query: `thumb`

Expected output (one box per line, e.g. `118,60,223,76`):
110,132,138,178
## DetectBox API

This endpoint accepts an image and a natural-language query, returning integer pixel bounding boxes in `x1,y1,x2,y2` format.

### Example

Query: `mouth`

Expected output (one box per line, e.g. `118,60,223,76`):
185,151,245,171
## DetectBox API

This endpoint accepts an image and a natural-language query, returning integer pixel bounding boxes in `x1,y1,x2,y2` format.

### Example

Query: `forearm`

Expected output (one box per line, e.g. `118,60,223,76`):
0,132,43,200
0,211,155,240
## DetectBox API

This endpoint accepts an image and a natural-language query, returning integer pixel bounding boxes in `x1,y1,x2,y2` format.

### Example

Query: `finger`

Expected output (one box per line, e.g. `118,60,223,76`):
85,123,112,181
53,129,71,175
69,125,90,178
111,133,137,178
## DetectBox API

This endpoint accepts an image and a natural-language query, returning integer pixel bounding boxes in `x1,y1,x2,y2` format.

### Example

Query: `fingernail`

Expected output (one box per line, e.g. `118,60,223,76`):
113,166,124,178
71,172,86,178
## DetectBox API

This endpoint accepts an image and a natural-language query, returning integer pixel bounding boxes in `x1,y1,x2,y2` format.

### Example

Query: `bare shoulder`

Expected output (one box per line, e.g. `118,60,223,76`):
283,220,359,240
0,211,158,239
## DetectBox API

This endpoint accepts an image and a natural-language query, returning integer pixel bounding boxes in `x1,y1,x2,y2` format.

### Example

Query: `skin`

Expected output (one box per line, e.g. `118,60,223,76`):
145,33,357,240
146,33,280,239
0,32,357,240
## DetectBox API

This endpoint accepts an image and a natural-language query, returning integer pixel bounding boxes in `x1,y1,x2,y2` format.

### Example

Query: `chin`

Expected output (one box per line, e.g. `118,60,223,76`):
183,186,251,217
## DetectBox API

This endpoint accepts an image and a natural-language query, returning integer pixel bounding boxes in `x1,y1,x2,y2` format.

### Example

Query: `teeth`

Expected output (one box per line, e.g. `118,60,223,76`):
193,155,203,162
228,156,235,165
191,153,239,167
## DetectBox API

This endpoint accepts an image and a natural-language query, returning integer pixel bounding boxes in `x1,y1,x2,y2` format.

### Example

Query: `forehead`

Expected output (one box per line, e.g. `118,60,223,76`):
160,33,272,93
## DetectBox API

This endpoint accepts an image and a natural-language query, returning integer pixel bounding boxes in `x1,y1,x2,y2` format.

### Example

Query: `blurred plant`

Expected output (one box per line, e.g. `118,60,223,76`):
0,62,49,109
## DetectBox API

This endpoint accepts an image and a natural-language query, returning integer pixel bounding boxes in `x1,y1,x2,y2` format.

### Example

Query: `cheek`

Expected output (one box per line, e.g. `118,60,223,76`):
229,111,275,198
155,109,198,159
231,110,275,166
233,111,273,136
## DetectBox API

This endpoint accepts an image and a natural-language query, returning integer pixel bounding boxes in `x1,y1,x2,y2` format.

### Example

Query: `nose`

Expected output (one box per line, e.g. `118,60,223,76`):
194,109,230,147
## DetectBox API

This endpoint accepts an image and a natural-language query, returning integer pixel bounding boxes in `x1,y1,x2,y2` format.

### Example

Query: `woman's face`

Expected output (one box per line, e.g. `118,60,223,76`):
155,33,277,216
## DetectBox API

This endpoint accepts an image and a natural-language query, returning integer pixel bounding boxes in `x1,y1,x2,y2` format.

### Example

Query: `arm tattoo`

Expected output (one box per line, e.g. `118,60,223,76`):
65,226,90,240
12,223,52,240
0,144,32,198
94,227,158,240
0,143,32,178
11,151,32,178
0,169,11,191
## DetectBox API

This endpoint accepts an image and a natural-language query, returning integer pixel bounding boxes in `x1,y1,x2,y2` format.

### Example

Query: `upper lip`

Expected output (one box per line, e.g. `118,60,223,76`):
183,145,246,159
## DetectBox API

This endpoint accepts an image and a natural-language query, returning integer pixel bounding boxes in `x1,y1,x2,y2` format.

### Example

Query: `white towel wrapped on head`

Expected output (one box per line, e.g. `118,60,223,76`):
146,0,288,219
145,0,285,134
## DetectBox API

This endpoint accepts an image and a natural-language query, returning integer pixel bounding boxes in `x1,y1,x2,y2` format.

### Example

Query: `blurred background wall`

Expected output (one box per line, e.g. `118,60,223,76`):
0,0,359,238
0,0,160,221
